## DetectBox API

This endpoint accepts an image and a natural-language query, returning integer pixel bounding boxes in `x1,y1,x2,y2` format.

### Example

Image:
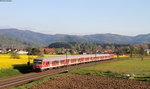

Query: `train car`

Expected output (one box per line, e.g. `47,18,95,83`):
32,54,114,71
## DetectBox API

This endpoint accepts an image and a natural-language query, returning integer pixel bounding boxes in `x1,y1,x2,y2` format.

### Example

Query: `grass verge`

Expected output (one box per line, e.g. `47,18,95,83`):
0,68,22,78
0,64,32,78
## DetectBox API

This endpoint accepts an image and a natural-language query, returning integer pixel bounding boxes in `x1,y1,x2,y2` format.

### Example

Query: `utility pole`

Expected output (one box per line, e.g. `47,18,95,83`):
95,43,97,64
65,49,68,72
27,48,32,66
28,55,30,66
95,47,97,58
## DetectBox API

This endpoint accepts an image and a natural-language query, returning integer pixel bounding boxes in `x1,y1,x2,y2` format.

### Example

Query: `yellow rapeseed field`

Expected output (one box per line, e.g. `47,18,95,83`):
114,55,129,58
0,54,63,69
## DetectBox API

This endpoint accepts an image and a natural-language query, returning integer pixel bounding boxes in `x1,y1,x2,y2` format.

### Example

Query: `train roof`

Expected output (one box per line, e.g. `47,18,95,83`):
34,54,113,61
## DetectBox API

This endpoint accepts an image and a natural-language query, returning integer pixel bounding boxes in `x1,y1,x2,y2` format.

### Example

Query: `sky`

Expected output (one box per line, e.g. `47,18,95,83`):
0,0,150,36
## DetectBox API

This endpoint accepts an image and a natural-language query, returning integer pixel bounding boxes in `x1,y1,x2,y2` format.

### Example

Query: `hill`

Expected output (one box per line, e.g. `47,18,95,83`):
84,33,133,44
0,28,150,44
0,34,43,48
132,34,150,44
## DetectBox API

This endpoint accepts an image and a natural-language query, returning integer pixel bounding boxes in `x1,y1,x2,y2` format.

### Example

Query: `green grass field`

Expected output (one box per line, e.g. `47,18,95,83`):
0,65,32,78
69,57,150,81
87,57,150,75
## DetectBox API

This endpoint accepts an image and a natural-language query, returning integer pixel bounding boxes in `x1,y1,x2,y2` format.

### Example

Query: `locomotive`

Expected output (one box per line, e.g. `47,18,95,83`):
33,54,114,71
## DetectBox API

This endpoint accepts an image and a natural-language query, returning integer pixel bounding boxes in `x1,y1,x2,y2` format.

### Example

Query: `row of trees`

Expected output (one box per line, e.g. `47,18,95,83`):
48,42,102,54
48,42,149,60
48,42,100,50
115,44,148,60
10,42,149,60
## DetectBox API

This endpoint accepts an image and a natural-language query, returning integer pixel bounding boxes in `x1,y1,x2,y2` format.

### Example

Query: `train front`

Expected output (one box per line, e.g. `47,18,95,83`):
32,58,43,71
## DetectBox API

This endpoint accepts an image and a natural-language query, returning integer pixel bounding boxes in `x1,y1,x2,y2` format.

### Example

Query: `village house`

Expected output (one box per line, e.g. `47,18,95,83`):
39,48,56,54
144,49,150,55
6,48,12,53
0,48,2,53
16,48,28,54
98,49,114,54
0,48,11,54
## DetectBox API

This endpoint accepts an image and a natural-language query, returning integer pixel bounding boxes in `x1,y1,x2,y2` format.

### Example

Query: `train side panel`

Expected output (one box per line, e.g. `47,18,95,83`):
33,54,114,71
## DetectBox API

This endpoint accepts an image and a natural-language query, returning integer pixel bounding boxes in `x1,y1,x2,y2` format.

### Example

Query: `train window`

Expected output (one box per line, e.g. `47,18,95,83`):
85,58,88,59
34,60,42,65
66,59,70,63
78,58,83,61
61,60,65,63
52,61,59,64
78,58,81,61
72,59,76,61
46,61,49,65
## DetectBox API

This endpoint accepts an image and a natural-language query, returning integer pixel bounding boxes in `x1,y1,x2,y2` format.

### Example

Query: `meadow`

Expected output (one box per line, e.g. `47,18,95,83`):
70,56,150,81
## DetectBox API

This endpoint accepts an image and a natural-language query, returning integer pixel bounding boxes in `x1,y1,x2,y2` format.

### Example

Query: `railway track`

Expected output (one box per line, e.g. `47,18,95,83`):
0,58,128,89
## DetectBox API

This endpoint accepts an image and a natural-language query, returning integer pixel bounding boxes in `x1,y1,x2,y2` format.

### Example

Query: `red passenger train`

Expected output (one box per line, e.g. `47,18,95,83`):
33,54,114,71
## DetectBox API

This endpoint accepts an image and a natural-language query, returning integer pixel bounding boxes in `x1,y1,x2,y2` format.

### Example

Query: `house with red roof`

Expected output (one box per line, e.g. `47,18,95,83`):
39,48,56,54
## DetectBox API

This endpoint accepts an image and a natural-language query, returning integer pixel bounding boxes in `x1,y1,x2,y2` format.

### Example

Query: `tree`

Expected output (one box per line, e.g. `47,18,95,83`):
56,48,65,54
121,46,130,55
10,49,20,59
115,47,122,58
26,47,44,66
48,42,73,49
129,45,134,58
10,53,20,59
139,46,146,61
26,47,32,55
43,49,49,54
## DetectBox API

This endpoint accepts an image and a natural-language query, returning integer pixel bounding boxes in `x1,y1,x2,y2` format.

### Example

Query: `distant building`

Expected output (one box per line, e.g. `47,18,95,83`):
0,48,2,53
0,48,8,53
99,49,114,53
144,49,150,55
39,48,56,54
6,48,12,53
16,48,28,54
78,50,87,54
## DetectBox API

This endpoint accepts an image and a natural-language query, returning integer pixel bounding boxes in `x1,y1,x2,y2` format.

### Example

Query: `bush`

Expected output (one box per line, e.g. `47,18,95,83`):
10,53,20,59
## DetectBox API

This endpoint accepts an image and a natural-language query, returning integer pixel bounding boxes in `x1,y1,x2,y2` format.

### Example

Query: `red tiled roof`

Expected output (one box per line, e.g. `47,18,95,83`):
17,48,26,51
39,48,56,53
